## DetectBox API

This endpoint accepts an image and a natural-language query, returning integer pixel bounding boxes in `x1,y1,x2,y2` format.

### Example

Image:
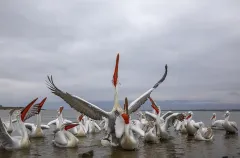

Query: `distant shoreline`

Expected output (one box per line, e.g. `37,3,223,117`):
0,107,46,110
147,109,240,112
0,106,239,111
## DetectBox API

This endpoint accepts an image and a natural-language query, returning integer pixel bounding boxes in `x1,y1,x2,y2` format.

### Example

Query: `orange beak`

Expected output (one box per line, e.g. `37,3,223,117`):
78,114,84,122
59,106,64,115
186,114,191,120
148,97,159,114
112,53,119,87
37,97,47,114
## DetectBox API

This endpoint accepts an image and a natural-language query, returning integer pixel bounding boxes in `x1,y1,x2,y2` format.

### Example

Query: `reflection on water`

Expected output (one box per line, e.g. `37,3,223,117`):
0,110,240,158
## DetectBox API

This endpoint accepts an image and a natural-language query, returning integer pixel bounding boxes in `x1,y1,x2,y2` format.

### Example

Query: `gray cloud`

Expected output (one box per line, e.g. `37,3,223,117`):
0,0,240,107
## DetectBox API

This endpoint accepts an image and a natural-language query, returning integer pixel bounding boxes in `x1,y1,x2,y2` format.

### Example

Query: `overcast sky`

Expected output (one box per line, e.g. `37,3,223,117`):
0,1,240,107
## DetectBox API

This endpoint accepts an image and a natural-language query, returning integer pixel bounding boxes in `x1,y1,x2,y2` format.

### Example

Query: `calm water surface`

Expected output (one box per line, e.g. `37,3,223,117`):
0,110,239,158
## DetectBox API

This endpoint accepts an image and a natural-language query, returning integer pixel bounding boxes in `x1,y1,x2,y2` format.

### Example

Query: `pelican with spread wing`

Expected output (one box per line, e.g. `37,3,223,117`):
24,97,50,138
0,98,41,150
46,53,168,146
115,97,145,150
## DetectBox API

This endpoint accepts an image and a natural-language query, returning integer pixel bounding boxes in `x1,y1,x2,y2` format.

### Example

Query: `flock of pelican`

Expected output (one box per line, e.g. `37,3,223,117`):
0,53,238,151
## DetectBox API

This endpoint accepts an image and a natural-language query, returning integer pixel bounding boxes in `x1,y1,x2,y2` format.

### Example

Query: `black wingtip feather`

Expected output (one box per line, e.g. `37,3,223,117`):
153,64,168,89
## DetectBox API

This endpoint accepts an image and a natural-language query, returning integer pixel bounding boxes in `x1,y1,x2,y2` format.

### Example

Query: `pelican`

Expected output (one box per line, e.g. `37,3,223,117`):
194,122,214,141
52,122,79,148
223,111,238,134
3,109,16,134
211,113,224,130
0,98,40,150
144,97,184,140
47,106,72,133
144,121,159,143
115,97,145,150
75,114,87,137
145,97,174,125
186,111,203,136
46,53,168,146
24,97,50,138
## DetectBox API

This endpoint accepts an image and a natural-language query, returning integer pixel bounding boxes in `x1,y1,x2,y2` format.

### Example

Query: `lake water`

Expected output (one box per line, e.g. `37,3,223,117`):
0,110,239,158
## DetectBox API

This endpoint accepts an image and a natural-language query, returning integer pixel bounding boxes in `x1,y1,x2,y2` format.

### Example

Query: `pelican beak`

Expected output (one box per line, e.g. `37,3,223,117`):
186,114,191,120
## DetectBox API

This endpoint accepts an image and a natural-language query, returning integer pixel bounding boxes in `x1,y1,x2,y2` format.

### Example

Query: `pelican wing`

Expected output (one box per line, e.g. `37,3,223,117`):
128,65,168,114
47,119,57,126
0,118,14,147
145,111,157,121
165,113,184,129
230,121,238,131
41,125,50,130
161,111,173,120
46,76,109,120
115,116,125,138
203,127,213,139
24,123,35,132
64,119,72,123
131,125,145,137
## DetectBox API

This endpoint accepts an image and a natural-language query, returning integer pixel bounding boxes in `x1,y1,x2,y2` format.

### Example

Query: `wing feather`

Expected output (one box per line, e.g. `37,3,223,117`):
40,125,50,130
46,75,109,120
161,111,173,120
24,123,35,132
128,65,168,114
230,121,238,131
0,118,13,147
145,111,157,121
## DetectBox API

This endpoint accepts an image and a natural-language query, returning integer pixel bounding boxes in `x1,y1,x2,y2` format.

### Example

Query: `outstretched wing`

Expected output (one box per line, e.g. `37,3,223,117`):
46,76,109,120
41,125,50,130
0,118,14,147
165,113,184,129
128,65,168,114
145,111,157,121
161,111,174,120
24,123,35,132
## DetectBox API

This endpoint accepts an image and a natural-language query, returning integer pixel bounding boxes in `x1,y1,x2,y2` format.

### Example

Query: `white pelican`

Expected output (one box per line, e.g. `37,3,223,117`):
145,97,174,125
3,109,16,134
0,98,40,150
24,97,50,138
144,121,159,143
194,122,214,141
52,122,79,148
115,97,145,150
223,111,238,134
75,114,87,137
211,113,224,130
47,106,72,133
46,53,168,146
144,97,184,140
186,111,202,136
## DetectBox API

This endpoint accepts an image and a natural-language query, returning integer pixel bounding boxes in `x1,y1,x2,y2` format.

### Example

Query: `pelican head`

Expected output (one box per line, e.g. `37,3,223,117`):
211,113,216,120
224,111,230,118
